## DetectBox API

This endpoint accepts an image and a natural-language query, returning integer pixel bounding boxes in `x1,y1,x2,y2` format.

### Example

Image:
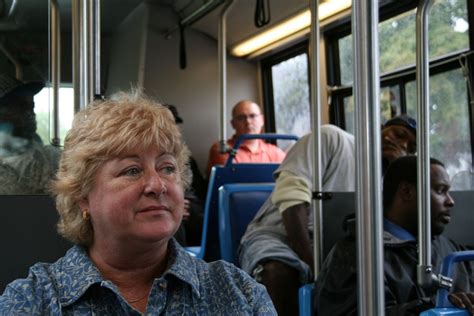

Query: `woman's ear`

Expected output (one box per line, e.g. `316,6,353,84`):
78,198,89,211
398,182,416,201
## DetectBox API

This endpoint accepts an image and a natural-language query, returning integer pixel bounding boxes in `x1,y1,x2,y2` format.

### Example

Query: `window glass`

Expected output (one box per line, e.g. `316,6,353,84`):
34,87,74,145
343,85,401,135
271,53,311,149
338,0,469,84
343,96,355,135
405,68,472,189
380,85,401,123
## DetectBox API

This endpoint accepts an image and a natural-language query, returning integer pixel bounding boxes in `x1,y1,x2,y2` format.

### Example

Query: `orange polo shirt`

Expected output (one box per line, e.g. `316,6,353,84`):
206,136,286,175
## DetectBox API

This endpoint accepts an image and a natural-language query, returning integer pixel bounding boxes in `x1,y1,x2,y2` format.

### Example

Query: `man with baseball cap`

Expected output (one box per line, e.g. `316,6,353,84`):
0,74,60,194
382,114,417,172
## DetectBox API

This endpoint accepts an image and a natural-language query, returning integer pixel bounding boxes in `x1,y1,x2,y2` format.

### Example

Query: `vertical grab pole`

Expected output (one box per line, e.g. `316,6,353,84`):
72,0,80,112
218,0,235,154
93,0,101,97
309,0,323,277
72,0,94,112
50,0,61,146
352,0,385,315
85,0,94,104
416,0,435,289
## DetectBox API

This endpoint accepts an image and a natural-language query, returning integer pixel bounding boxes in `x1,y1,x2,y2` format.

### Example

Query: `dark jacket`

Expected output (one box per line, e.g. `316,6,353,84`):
315,219,474,316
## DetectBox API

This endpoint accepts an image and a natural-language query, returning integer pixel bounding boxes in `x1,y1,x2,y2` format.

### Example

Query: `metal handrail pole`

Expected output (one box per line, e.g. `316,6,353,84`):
93,0,101,97
416,0,435,289
218,0,235,154
164,0,225,39
72,0,81,112
309,0,323,278
85,0,94,104
50,0,61,146
352,0,385,315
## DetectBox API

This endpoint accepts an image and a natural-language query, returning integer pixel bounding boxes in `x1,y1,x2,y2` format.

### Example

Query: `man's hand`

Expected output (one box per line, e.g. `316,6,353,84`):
448,292,474,315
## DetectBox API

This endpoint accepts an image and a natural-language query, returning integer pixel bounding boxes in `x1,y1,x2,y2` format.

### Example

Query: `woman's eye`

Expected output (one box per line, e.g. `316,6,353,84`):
161,165,176,174
122,167,141,176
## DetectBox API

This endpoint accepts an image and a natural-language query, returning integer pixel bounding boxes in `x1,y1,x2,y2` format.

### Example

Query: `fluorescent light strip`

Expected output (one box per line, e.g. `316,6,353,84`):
231,0,351,57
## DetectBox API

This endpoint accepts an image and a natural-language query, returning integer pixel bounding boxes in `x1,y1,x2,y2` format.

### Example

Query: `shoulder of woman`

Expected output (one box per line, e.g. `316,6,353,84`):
0,262,57,314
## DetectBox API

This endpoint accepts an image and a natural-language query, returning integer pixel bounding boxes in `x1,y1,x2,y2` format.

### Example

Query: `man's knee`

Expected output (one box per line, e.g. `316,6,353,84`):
256,260,300,286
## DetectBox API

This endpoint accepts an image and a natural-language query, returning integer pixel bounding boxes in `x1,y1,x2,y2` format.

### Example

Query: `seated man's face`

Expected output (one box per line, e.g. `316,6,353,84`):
231,102,264,136
0,96,36,140
382,125,416,163
430,164,455,236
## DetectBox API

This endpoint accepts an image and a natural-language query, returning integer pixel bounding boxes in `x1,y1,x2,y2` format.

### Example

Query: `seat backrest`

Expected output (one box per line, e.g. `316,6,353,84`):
200,164,278,261
0,195,71,293
444,191,474,248
321,191,474,258
218,183,275,264
322,192,356,259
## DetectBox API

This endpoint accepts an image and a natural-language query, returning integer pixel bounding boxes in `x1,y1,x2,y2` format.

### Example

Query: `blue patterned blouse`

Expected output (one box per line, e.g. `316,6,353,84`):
0,239,276,315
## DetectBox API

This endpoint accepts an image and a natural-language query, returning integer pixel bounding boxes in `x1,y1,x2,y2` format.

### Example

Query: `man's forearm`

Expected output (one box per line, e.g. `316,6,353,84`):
282,203,314,269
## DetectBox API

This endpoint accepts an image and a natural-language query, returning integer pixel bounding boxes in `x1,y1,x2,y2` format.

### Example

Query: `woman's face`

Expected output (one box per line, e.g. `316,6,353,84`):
80,146,184,245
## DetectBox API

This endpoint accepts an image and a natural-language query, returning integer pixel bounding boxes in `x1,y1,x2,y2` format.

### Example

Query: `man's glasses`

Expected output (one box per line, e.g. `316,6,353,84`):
233,113,261,122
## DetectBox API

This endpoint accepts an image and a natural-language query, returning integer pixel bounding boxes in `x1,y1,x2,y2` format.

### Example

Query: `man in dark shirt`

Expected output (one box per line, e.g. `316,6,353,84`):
315,156,474,315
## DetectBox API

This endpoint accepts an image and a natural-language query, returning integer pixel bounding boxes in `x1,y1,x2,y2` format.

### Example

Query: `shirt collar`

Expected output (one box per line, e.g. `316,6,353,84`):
230,135,263,153
53,246,104,307
163,239,202,298
55,239,202,306
383,218,416,241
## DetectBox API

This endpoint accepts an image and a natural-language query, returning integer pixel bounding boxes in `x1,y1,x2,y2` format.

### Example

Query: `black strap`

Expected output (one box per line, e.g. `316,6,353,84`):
254,0,270,28
179,24,187,69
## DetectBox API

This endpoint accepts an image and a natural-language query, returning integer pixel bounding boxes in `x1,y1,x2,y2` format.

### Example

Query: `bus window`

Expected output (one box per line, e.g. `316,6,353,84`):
34,87,74,146
328,0,472,188
272,53,311,139
405,68,472,187
338,0,469,83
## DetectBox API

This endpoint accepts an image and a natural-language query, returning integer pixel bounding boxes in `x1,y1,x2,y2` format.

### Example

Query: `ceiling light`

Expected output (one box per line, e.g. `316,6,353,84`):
230,0,351,57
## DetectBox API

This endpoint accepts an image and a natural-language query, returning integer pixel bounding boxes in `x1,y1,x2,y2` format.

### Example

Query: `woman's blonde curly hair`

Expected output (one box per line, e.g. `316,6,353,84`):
51,91,191,247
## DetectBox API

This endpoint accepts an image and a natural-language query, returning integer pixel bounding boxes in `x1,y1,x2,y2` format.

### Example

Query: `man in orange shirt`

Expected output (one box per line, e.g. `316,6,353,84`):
206,100,286,174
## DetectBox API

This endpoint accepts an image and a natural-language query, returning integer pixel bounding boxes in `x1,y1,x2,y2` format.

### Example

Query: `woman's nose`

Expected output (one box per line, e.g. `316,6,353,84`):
144,171,167,196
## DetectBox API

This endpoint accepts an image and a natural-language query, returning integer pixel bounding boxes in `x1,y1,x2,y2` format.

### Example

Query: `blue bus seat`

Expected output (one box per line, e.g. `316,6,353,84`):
185,163,279,261
298,283,314,316
218,183,275,264
420,250,474,316
185,133,297,262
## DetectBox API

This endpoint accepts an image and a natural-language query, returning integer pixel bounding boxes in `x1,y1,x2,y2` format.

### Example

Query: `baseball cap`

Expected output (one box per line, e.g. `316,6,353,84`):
163,104,183,124
0,74,44,100
383,114,416,136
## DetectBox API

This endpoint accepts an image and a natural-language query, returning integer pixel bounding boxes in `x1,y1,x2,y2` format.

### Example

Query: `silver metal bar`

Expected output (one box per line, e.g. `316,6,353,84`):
218,0,235,154
73,0,94,112
72,0,81,112
85,0,94,104
416,0,435,289
309,0,323,278
8,0,18,17
50,0,61,146
93,0,101,96
164,0,225,39
0,43,22,80
352,0,385,315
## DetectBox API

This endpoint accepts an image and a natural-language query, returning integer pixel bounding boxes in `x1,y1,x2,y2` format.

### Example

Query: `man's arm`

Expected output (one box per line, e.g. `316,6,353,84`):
449,292,474,315
281,202,313,270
